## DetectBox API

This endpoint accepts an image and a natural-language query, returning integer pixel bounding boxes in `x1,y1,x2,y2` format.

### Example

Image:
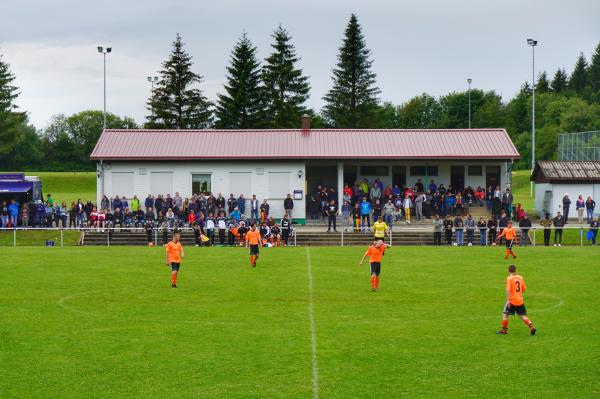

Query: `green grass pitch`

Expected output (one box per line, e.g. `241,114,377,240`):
1,246,599,398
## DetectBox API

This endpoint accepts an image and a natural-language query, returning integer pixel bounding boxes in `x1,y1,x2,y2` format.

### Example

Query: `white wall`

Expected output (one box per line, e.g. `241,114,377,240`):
99,161,306,219
552,183,597,220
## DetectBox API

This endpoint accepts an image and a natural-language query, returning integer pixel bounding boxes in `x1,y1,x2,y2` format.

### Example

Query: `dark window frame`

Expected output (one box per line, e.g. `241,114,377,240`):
360,165,389,176
468,166,483,176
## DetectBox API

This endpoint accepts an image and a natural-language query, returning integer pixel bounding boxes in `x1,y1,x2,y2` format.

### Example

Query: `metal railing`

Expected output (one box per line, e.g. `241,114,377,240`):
0,226,597,247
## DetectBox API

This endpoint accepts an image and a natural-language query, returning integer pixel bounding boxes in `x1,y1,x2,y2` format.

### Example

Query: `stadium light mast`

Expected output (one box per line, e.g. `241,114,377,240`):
467,78,472,129
527,38,538,197
147,76,158,117
97,46,112,129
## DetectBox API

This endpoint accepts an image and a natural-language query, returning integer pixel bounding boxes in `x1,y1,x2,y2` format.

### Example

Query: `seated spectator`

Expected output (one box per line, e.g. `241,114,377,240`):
145,207,155,225
135,209,145,228
165,208,175,230
124,208,133,230
187,210,197,226
114,208,124,228
230,207,241,223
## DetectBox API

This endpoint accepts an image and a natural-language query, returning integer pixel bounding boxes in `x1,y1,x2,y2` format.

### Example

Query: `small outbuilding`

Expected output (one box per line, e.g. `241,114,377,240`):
531,160,600,218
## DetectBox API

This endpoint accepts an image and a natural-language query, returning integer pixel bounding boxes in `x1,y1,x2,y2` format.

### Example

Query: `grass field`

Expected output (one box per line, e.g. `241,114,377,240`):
1,246,599,398
17,171,96,205
512,170,534,212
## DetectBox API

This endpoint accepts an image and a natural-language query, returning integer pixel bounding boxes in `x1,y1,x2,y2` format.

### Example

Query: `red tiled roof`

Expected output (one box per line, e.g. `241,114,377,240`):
90,128,520,160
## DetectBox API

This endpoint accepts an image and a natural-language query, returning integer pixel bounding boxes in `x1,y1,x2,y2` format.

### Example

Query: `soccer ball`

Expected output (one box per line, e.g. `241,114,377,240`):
468,243,472,246
453,243,458,246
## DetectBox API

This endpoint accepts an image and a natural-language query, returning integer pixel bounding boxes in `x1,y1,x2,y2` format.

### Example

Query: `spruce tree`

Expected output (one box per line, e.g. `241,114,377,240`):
568,53,588,92
0,54,26,156
587,42,600,92
535,71,550,93
322,14,380,128
550,68,568,94
262,25,311,128
146,34,212,129
216,33,266,128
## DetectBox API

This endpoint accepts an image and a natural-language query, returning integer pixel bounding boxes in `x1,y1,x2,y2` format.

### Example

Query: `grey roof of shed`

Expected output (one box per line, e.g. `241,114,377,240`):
531,160,600,183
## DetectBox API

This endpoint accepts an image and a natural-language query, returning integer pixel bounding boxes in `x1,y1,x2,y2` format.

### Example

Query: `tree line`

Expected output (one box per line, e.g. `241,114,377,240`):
1,13,600,171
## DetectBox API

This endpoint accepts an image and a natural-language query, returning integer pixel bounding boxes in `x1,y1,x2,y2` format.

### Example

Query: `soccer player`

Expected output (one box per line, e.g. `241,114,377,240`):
373,216,388,242
245,223,261,267
165,231,184,288
498,221,517,259
359,240,391,291
497,264,536,335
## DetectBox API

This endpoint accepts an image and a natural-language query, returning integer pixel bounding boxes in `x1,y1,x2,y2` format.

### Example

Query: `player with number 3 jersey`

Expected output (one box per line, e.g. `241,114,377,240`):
497,264,536,335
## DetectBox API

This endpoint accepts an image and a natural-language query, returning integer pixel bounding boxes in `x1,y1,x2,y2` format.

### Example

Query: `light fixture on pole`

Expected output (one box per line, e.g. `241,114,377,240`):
527,38,538,197
467,78,472,129
147,76,158,117
97,46,112,129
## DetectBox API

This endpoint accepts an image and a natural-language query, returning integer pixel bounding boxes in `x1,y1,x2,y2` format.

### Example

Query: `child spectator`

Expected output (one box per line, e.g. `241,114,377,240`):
341,201,352,230
433,215,442,246
477,217,487,246
454,216,464,246
403,194,412,224
260,199,270,221
206,212,215,245
465,214,475,245
443,215,453,245
360,197,372,231
217,211,227,245
351,203,361,232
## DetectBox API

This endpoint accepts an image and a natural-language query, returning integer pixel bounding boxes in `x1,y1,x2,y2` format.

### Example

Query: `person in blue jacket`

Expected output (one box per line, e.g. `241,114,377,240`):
360,197,372,232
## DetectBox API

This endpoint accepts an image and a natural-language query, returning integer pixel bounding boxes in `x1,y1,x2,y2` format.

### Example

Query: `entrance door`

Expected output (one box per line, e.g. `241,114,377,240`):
486,166,501,189
450,165,465,191
343,165,357,187
392,166,406,188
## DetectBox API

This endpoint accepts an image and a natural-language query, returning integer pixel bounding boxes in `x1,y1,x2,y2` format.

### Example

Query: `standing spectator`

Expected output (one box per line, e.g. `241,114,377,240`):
428,179,437,193
454,216,464,246
433,215,442,246
326,200,338,233
45,202,54,227
415,192,425,221
465,214,475,245
553,211,565,246
369,183,381,204
403,194,412,224
260,199,270,221
539,213,552,246
351,203,361,232
174,192,183,211
455,192,464,216
59,201,68,227
519,214,532,246
360,197,371,231
112,195,123,212
343,184,353,204
280,214,292,246
487,217,498,246
477,217,487,246
101,195,110,211
250,195,259,220
145,194,154,212
341,200,352,230
498,211,510,245
575,195,585,224
8,200,19,227
206,212,215,245
394,195,403,221
443,215,453,245
589,217,599,246
486,185,493,210
47,194,54,207
562,194,571,223
237,193,246,216
215,193,226,211
383,199,395,230
131,195,140,213
217,211,227,245
154,195,164,216
585,196,596,223
284,194,294,219
415,179,424,193
309,193,320,220
21,203,29,227
501,189,513,219
372,199,383,221
227,194,237,215
145,220,154,246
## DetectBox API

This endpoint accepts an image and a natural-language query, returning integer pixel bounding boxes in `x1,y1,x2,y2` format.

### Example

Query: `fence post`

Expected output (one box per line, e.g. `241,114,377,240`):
60,229,64,247
389,229,393,246
294,230,297,247
533,227,536,247
154,228,158,246
580,227,583,247
13,228,16,247
107,230,110,247
341,230,344,247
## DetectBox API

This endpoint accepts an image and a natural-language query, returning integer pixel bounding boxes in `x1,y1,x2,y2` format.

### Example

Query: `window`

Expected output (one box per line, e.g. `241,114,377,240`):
192,174,211,194
229,172,251,196
112,172,134,197
268,172,291,198
360,166,389,176
151,172,173,195
468,166,483,176
409,166,438,176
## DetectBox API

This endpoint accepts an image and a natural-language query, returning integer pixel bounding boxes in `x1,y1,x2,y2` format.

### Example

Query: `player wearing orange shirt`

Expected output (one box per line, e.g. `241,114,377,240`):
498,221,517,259
359,240,391,291
245,223,261,267
165,231,185,288
497,265,536,335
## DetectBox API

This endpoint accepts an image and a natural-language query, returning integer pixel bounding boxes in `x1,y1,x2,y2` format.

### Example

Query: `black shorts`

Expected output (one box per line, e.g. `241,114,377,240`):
170,262,180,271
249,245,259,255
370,262,381,276
503,302,526,315
373,235,385,241
506,239,514,249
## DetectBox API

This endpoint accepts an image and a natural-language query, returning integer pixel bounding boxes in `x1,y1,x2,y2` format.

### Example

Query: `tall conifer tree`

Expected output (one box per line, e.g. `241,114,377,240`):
0,54,26,156
550,68,568,94
146,34,212,129
535,71,550,93
216,33,266,128
262,25,310,128
587,42,600,92
322,14,380,128
568,53,588,92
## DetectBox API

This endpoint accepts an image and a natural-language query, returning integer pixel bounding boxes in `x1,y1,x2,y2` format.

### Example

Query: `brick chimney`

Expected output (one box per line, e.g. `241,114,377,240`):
301,114,311,134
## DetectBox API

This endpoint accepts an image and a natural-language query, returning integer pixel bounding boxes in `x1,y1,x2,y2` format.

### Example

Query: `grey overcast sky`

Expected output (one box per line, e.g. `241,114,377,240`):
1,0,599,129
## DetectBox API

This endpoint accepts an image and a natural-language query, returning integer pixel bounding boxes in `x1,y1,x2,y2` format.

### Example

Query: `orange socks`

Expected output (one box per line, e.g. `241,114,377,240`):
375,276,380,288
522,318,534,329
501,320,508,331
370,276,376,289
171,273,177,285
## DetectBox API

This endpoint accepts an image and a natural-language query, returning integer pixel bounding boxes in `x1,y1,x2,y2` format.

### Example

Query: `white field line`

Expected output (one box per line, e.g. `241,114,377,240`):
305,247,319,399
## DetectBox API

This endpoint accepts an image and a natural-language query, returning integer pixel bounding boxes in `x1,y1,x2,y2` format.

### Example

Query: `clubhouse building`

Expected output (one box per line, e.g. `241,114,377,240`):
91,121,520,223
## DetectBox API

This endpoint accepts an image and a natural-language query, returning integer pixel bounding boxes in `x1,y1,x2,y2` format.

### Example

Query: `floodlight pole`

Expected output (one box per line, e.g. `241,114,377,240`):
98,46,112,129
147,76,158,118
467,78,472,129
527,39,538,197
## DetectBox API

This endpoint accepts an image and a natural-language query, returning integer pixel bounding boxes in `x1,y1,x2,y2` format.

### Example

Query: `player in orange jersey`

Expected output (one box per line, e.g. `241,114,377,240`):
497,264,536,335
359,240,391,291
165,230,185,288
498,221,517,259
245,223,261,267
